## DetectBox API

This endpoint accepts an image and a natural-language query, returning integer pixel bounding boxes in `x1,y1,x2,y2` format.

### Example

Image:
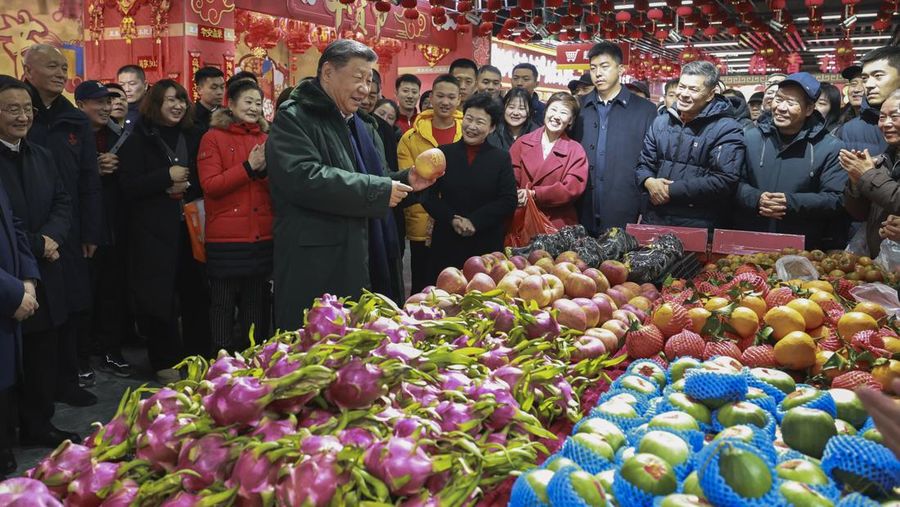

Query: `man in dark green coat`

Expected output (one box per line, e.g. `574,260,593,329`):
267,40,433,330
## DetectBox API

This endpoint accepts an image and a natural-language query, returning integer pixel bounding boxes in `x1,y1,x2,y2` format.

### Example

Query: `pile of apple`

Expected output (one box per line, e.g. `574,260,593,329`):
510,356,898,507
429,250,662,355
707,249,898,286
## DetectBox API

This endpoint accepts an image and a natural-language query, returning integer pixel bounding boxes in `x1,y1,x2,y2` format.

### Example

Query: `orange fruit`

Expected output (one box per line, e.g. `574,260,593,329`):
810,350,842,380
802,280,835,294
836,312,879,339
628,296,653,313
764,306,806,341
688,307,712,334
784,279,805,290
853,301,888,322
872,359,900,393
884,336,900,355
773,331,817,370
729,306,760,339
786,298,825,330
808,326,830,340
739,295,767,321
704,297,730,312
809,290,837,306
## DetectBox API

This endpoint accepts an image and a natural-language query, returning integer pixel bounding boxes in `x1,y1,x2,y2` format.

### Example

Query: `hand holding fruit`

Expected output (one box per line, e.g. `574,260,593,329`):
413,148,446,180
248,143,266,171
645,178,673,205
389,181,413,207
879,215,900,241
406,167,437,192
839,148,875,183
857,379,900,459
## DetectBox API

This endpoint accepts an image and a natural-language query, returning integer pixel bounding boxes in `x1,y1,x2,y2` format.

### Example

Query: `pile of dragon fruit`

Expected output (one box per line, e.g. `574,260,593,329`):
0,288,626,506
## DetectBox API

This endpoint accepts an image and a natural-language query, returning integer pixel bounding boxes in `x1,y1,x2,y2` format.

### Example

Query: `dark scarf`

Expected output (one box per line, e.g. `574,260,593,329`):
348,114,401,300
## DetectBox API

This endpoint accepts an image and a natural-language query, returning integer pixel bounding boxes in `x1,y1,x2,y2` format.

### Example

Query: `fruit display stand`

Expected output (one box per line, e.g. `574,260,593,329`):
711,229,807,257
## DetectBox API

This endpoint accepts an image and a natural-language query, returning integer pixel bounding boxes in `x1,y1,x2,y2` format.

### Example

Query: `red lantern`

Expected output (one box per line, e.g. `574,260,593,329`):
518,0,533,9
615,11,632,22
700,4,717,15
726,25,741,36
403,8,419,19
559,15,575,26
633,0,648,12
482,11,496,21
503,18,518,29
873,18,891,31
770,0,786,8
580,30,591,40
531,15,543,25
703,25,719,37
676,6,693,16
375,1,391,11
400,0,416,8
478,23,493,35
568,4,583,16
509,7,524,17
544,0,562,7
648,8,664,20
457,0,472,11
682,26,697,37
805,0,824,17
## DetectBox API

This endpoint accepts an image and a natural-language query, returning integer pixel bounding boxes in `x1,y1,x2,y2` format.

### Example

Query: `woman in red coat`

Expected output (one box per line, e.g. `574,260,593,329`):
198,80,273,353
509,92,588,229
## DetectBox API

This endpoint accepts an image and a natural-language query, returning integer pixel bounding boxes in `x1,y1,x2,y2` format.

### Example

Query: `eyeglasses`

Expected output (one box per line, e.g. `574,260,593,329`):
772,94,802,109
0,105,36,117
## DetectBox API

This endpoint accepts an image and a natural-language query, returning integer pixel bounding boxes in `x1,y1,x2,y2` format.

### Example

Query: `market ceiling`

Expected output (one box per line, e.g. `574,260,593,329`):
435,0,899,73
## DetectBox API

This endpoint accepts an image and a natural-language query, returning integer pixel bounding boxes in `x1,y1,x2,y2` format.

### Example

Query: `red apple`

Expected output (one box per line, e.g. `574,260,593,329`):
621,304,647,322
524,265,545,276
575,259,589,272
573,298,601,328
613,309,639,324
642,286,661,301
466,272,496,293
553,298,588,331
602,319,629,340
498,272,527,298
436,267,467,295
519,274,552,307
591,293,618,323
622,282,642,298
543,274,565,303
489,260,516,283
405,292,428,305
551,262,579,282
535,257,556,272
583,268,611,293
463,255,494,280
600,260,629,286
572,334,608,361
555,251,580,264
527,249,552,264
565,272,597,299
488,251,507,262
606,287,629,308
509,255,529,269
584,327,620,354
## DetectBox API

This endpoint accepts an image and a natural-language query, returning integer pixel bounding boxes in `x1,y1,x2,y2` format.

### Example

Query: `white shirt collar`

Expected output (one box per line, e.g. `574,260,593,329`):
0,138,21,152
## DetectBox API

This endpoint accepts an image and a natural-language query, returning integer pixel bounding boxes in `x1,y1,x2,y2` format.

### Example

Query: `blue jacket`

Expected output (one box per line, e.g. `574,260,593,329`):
837,98,888,155
531,93,546,124
0,176,41,390
26,83,103,314
572,87,657,234
735,112,848,250
635,95,746,230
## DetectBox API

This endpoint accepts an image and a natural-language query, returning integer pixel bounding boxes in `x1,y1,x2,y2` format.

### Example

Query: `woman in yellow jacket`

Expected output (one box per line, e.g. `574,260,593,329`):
398,75,463,293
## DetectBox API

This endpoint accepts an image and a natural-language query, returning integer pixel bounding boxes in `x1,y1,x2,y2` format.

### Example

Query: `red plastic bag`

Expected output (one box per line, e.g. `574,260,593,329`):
184,199,206,263
504,196,557,247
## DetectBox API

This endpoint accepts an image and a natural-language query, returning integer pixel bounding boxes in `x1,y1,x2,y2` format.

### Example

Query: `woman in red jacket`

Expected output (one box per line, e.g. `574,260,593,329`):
509,92,589,229
198,80,272,353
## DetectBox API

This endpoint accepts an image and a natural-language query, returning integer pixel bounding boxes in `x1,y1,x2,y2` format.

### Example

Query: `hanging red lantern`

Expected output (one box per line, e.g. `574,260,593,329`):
676,6,693,16
770,0,786,8
487,0,501,10
615,11,632,23
805,0,824,18
726,25,741,36
580,30,591,40
700,4,717,15
647,8,664,20
872,18,892,31
559,15,575,26
531,15,543,25
682,25,697,37
568,4,583,16
400,0,416,8
375,1,391,11
518,0,533,9
430,5,445,16
509,7,524,17
457,0,472,11
703,25,719,38
478,23,493,35
547,22,562,32
482,11,496,21
655,29,669,42
503,18,518,29
403,8,419,19
544,0,562,7
735,2,752,14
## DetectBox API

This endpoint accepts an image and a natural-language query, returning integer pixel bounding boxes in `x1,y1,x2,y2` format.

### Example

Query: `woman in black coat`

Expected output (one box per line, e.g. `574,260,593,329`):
117,80,210,383
423,93,517,281
487,87,540,152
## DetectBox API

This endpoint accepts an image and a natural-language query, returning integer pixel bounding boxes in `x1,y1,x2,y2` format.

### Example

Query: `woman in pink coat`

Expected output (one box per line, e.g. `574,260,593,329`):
509,92,589,229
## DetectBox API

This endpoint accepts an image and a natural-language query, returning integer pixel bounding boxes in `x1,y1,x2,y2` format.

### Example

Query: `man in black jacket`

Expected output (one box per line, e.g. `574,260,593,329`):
193,66,225,134
839,46,900,155
116,65,147,133
635,60,745,231
23,44,102,405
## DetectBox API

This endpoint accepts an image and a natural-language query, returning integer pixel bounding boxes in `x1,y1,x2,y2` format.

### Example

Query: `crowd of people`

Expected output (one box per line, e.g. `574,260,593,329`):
0,39,898,474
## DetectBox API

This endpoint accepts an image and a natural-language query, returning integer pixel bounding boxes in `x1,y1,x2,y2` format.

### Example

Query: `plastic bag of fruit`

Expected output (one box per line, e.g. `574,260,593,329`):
845,226,869,256
775,255,820,282
504,198,558,248
849,282,900,317
874,239,900,273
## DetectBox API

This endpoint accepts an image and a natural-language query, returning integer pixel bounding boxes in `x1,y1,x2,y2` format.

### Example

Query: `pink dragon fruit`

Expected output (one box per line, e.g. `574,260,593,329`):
325,359,385,409
263,355,317,414
486,432,508,446
136,388,188,431
393,417,441,439
396,381,440,407
202,375,273,426
298,408,338,429
28,440,93,496
205,352,250,381
250,417,298,442
300,435,343,455
135,414,194,472
365,316,410,343
338,427,376,449
176,433,233,492
84,414,130,449
524,311,561,339
435,401,480,434
403,304,444,322
275,453,347,507
373,342,423,364
302,294,349,345
98,479,139,507
491,365,524,390
65,461,120,507
159,491,201,507
225,445,282,505
0,478,63,506
426,470,452,495
439,370,472,391
364,437,433,496
252,341,291,370
467,379,519,430
479,345,513,369
483,301,515,333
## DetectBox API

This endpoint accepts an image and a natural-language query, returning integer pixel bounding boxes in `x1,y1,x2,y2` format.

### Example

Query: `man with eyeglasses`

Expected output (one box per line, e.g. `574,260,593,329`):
22,44,103,408
735,73,847,250
842,89,900,258
0,75,79,450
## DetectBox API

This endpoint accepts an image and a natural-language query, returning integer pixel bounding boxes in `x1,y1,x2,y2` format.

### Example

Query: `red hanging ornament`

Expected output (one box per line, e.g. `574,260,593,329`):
872,18,892,32
375,1,391,11
457,0,472,11
647,8,664,20
615,11,632,23
519,0,533,9
676,6,693,17
401,0,417,7
682,25,697,37
703,26,719,38
805,0,824,17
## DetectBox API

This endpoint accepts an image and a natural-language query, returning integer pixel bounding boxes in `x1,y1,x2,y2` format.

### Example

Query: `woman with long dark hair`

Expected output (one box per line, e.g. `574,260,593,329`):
487,87,540,151
117,79,210,384
816,82,843,133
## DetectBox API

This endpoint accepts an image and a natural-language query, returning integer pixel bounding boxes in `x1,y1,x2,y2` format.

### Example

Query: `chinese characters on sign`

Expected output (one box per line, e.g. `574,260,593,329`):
137,56,159,70
198,24,225,41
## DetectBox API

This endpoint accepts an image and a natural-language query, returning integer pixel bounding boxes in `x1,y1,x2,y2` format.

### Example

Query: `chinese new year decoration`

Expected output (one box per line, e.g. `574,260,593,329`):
116,0,141,44
418,43,449,67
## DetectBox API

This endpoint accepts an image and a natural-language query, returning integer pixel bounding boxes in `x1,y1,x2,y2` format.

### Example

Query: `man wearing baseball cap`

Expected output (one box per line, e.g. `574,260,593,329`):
735,72,847,250
567,73,593,98
747,91,764,122
838,65,865,125
74,80,134,379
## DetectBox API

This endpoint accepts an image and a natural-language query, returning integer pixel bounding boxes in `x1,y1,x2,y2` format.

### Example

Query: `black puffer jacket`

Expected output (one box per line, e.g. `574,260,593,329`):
635,95,746,230
837,99,889,155
728,94,754,129
735,112,847,249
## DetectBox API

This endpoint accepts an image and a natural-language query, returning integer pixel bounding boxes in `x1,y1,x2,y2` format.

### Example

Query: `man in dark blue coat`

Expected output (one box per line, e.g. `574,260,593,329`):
23,44,102,405
735,73,848,250
572,42,657,235
635,61,745,231
837,46,900,155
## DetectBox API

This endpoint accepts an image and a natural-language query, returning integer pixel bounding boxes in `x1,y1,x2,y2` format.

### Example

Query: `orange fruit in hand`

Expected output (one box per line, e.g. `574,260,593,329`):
704,297,730,312
764,306,806,341
836,312,879,339
773,331,817,370
729,306,760,339
853,301,888,322
786,298,825,330
688,307,712,334
739,295,767,321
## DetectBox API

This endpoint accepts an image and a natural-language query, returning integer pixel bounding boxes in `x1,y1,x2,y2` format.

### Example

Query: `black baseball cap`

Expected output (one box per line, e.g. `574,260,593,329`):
567,73,593,93
841,65,862,81
625,80,650,97
748,91,764,104
75,80,116,101
779,72,821,103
